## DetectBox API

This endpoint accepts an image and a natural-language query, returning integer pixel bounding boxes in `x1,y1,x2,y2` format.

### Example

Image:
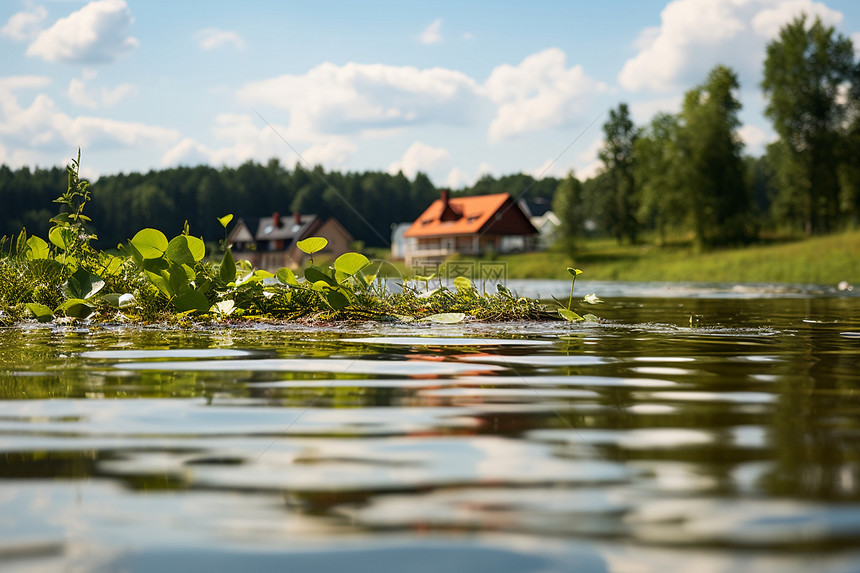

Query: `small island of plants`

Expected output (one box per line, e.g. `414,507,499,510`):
0,151,598,327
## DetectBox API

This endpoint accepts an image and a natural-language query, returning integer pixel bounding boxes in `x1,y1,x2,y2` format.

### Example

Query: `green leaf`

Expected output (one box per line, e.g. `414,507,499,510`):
57,298,94,319
25,236,50,260
130,228,168,259
567,267,583,277
145,270,173,297
165,263,193,295
217,214,233,228
276,267,298,286
166,235,205,265
425,312,465,323
219,249,236,284
333,252,369,277
63,267,104,300
453,276,473,293
305,265,337,287
102,293,136,309
296,237,327,255
174,290,210,314
48,226,75,251
558,308,584,322
324,289,349,311
25,303,54,322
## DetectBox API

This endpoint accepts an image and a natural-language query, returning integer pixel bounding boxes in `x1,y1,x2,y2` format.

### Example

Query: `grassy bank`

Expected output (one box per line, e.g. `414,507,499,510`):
498,230,860,285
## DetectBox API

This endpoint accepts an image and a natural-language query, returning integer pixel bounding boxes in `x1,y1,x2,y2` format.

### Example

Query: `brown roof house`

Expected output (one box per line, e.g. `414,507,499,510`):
227,211,354,271
402,191,537,268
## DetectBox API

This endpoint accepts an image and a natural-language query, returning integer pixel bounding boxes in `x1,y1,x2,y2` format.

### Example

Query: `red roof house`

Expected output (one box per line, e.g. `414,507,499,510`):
402,191,537,267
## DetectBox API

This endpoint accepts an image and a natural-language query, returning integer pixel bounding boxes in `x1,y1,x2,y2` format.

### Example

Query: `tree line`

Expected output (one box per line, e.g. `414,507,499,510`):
554,15,860,250
1,16,856,254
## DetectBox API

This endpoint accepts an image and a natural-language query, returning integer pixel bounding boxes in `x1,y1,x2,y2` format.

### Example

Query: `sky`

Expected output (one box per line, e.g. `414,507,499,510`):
2,0,860,188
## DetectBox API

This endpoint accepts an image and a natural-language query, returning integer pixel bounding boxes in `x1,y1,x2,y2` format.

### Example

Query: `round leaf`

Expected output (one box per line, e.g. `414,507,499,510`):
174,290,210,314
334,252,369,277
296,237,327,255
131,229,168,259
567,267,583,277
166,235,205,265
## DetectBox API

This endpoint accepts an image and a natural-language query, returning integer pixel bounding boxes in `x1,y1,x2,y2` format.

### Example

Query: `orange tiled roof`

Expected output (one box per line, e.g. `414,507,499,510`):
403,193,514,238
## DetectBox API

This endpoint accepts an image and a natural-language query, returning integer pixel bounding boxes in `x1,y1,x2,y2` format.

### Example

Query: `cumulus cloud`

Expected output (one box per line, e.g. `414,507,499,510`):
239,61,479,138
1,5,48,41
26,0,139,64
444,162,494,189
420,18,443,44
67,71,136,108
195,28,245,51
387,141,450,179
619,0,842,92
0,77,178,155
161,114,355,170
737,124,775,155
483,48,606,142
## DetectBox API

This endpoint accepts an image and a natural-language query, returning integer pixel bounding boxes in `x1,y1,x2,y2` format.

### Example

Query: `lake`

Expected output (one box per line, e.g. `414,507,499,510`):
1,280,858,572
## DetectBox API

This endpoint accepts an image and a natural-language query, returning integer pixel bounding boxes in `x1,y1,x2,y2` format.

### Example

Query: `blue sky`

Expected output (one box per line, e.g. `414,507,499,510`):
2,0,859,187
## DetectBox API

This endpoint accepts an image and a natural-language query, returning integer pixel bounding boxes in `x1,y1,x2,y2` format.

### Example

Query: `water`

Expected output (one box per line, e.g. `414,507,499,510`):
0,282,859,572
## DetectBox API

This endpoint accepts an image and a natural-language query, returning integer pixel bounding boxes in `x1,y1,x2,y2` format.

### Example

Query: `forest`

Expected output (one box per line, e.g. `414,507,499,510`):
0,15,857,253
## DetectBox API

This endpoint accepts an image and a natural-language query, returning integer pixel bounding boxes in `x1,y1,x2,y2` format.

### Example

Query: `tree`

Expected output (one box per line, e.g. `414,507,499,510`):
634,113,685,244
762,14,856,234
598,103,639,244
552,171,583,249
679,65,753,248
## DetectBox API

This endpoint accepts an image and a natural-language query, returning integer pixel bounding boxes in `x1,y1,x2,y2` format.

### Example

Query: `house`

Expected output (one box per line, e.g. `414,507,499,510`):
389,222,415,261
227,211,354,271
402,191,538,268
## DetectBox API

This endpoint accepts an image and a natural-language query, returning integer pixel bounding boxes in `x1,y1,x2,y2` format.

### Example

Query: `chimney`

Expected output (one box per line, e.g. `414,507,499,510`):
439,189,461,221
294,211,301,225
272,212,280,228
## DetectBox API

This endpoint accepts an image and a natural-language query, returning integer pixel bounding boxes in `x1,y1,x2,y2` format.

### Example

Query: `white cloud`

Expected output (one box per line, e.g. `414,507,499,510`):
239,61,479,138
162,113,315,169
301,138,357,168
26,0,139,64
619,0,842,93
852,32,860,59
387,141,449,179
751,0,842,38
420,18,443,44
629,95,684,124
573,137,604,181
195,28,245,51
444,167,471,189
737,124,775,155
483,48,606,142
0,78,178,155
66,72,136,108
1,5,48,41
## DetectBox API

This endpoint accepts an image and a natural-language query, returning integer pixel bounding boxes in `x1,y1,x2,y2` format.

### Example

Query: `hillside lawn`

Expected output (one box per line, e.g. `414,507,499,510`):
495,229,860,285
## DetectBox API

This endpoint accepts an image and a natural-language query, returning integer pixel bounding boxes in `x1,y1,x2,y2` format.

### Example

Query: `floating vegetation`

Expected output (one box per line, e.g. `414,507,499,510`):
0,150,596,325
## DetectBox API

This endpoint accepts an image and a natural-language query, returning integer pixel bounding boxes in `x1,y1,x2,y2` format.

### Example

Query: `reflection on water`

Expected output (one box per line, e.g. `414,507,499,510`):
0,292,859,571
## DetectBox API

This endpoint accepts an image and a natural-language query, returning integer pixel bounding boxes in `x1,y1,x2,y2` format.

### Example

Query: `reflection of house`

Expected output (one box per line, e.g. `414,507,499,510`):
227,212,353,270
402,191,538,268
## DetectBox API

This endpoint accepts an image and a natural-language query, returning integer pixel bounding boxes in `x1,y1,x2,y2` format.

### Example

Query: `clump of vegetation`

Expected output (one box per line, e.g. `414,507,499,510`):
0,151,596,326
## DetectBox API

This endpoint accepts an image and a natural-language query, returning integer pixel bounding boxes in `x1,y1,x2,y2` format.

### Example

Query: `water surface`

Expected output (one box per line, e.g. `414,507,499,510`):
1,283,859,572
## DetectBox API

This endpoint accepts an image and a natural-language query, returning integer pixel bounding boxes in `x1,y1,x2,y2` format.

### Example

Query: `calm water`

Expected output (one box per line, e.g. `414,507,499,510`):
1,282,859,572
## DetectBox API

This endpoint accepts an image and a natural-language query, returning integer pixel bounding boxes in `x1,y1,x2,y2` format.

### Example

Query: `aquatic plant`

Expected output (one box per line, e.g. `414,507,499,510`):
0,150,598,325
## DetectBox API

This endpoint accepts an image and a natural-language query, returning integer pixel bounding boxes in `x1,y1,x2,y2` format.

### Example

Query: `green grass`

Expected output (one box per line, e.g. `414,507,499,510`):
499,230,860,285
